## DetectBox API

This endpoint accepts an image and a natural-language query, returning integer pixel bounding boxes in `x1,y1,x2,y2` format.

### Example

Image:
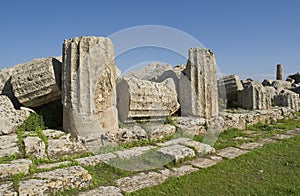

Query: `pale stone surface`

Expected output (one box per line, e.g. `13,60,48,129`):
274,90,299,110
117,77,180,122
157,144,195,162
179,48,218,118
155,64,186,96
42,129,65,139
238,142,263,150
271,80,292,91
0,182,17,196
24,136,46,158
146,124,176,139
190,157,220,168
264,86,278,101
0,95,30,135
276,64,284,80
156,137,192,147
0,134,19,158
238,81,271,110
79,186,123,196
170,165,198,177
272,134,293,140
76,153,116,166
47,136,88,159
286,128,300,136
117,171,168,193
10,57,61,107
218,74,244,102
179,140,216,155
124,62,172,81
0,159,32,180
257,138,277,145
36,161,71,170
217,147,249,159
172,116,206,135
115,146,156,159
118,126,147,142
62,36,118,151
19,166,92,196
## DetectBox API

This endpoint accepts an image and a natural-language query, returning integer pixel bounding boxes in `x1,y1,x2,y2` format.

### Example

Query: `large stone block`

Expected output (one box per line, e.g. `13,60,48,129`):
62,36,118,145
218,74,244,102
0,95,30,135
237,81,271,110
10,57,61,107
179,48,218,118
117,77,180,122
274,90,299,110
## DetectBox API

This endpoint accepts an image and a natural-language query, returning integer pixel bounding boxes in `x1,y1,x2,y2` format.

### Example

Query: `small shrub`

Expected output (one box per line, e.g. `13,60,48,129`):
21,113,45,132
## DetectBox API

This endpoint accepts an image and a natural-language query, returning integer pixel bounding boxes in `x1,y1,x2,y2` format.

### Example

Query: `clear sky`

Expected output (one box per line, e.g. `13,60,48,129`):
0,0,299,81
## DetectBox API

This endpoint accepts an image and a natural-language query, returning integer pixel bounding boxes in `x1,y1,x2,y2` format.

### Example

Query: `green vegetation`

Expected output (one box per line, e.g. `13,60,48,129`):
128,135,300,195
288,72,300,84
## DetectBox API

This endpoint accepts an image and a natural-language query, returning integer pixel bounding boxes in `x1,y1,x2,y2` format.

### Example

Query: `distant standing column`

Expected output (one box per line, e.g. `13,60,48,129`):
276,64,284,80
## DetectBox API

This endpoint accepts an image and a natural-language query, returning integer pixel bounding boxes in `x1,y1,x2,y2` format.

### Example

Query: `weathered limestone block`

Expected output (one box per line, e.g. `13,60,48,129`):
24,136,47,158
76,153,116,166
172,116,206,136
10,57,61,107
155,64,186,96
264,86,278,101
271,80,292,91
274,90,299,110
238,81,271,110
117,77,180,122
0,159,32,180
78,186,123,196
118,125,147,142
146,124,176,139
157,144,195,162
18,166,92,196
0,134,19,158
0,95,30,135
218,74,244,102
0,182,18,196
124,62,172,81
62,36,118,147
179,48,218,118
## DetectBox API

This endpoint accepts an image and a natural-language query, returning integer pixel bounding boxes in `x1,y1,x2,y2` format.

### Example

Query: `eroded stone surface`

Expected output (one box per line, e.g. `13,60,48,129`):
179,140,216,155
0,95,30,135
172,116,206,135
19,166,92,196
170,165,198,177
257,138,277,145
190,157,220,168
79,186,123,196
286,128,300,136
117,77,179,122
0,134,19,158
117,171,168,193
62,36,118,150
217,147,249,159
238,81,271,110
76,153,117,166
42,129,66,139
157,144,195,162
36,161,72,170
274,90,299,111
237,142,263,150
11,57,61,107
156,137,192,147
0,159,32,180
47,137,88,159
218,74,244,102
118,126,147,142
146,124,176,139
24,136,47,158
0,182,17,196
114,146,156,159
272,134,293,140
179,48,218,118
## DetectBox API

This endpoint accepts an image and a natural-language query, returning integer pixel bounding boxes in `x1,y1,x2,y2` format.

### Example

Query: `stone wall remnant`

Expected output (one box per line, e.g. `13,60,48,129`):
179,48,218,118
62,36,118,148
274,90,299,110
237,81,271,110
117,77,180,122
10,57,61,107
218,74,244,102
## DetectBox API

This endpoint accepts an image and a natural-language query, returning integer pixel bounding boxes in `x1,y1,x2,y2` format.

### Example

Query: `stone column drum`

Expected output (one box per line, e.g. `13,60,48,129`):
62,36,118,144
276,64,283,80
179,48,218,119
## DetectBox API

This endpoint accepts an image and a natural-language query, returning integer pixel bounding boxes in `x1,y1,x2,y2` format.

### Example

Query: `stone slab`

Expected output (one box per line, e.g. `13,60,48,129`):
114,146,156,159
237,142,263,150
0,159,32,180
190,157,221,169
0,182,17,196
272,134,293,140
157,144,195,162
78,186,123,196
0,134,19,158
36,161,72,170
76,153,117,166
217,147,249,159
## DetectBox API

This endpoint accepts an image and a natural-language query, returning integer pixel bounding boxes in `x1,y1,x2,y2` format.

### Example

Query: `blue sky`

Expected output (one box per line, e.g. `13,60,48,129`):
0,0,299,81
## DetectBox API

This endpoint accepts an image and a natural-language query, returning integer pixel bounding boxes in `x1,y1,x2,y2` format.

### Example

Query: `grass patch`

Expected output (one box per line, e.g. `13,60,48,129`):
128,135,300,195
